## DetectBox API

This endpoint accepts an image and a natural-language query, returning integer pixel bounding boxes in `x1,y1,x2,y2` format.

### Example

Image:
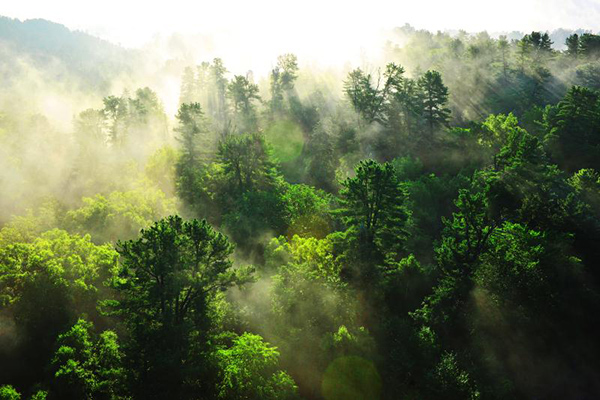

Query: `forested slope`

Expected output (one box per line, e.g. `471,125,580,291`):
0,16,135,91
1,22,600,399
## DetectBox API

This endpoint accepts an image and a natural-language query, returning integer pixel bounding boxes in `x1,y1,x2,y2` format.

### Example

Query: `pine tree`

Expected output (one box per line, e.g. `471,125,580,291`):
417,70,450,137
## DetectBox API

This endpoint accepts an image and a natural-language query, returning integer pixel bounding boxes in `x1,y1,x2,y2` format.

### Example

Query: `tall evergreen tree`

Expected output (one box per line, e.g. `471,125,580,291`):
566,34,580,58
418,70,450,137
338,159,410,269
227,75,260,132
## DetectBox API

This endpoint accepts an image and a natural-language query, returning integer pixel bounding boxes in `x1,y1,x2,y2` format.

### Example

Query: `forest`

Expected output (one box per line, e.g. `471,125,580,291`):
2,18,600,399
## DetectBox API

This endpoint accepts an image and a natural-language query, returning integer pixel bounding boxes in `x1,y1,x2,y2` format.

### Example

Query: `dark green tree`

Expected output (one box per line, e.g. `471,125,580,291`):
566,34,580,58
580,33,600,57
417,70,450,137
175,102,207,162
218,133,280,196
174,102,215,219
344,63,404,125
114,215,253,399
520,32,553,64
338,159,410,271
543,86,600,172
217,133,288,248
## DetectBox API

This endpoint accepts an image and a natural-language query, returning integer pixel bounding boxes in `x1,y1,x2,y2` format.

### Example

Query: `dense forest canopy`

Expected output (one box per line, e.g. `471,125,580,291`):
2,13,600,400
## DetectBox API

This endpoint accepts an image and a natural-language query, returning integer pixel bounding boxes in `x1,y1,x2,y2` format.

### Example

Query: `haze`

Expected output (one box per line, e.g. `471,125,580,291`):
4,0,600,73
4,0,600,398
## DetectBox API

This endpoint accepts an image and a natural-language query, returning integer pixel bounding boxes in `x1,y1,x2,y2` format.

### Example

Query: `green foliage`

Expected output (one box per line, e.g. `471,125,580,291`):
113,215,253,398
282,184,332,238
216,133,290,248
566,34,580,57
338,159,410,267
579,33,600,57
267,235,341,280
175,102,208,162
174,102,218,221
391,156,424,181
0,201,62,247
428,352,480,400
575,62,600,90
264,120,304,163
222,190,289,246
0,228,118,391
436,186,498,275
305,122,340,192
179,59,230,132
175,155,219,222
569,168,600,212
7,22,600,400
217,333,298,400
344,63,404,124
51,318,126,399
29,391,47,400
145,145,178,196
322,326,376,359
0,228,117,309
264,235,365,394
0,386,20,400
403,172,469,260
65,186,176,243
115,215,253,327
418,70,451,136
270,54,299,115
269,236,349,334
381,254,430,316
218,133,280,196
475,222,580,313
543,86,600,172
228,75,260,131
101,87,167,148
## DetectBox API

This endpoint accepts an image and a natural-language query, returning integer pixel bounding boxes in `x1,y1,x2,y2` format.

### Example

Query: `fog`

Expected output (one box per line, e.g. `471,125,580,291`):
2,5,600,400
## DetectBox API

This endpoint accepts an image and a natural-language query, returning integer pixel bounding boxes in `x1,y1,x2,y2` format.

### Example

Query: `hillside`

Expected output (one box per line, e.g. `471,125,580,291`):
0,16,136,92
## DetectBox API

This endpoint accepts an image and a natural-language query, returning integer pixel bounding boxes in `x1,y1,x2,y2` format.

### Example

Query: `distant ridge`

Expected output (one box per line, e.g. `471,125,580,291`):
0,16,138,92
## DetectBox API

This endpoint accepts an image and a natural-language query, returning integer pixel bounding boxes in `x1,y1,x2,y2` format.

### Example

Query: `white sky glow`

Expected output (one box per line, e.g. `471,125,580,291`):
0,0,600,64
3,0,599,46
3,0,600,83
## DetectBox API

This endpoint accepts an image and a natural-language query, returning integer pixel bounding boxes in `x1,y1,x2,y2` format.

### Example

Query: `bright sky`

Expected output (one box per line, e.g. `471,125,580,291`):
4,0,600,43
3,0,600,75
